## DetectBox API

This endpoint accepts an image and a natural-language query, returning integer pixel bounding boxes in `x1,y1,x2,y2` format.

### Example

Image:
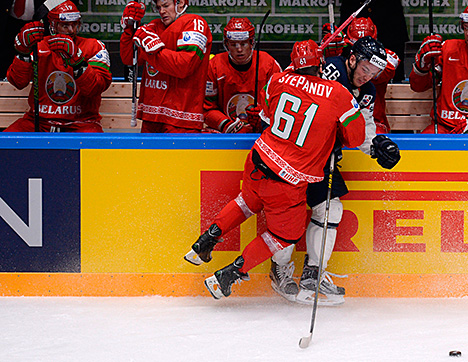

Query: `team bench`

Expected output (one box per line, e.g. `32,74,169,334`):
0,81,432,133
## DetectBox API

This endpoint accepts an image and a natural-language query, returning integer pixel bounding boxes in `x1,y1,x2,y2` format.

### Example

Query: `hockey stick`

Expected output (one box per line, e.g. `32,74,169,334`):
328,1,335,33
299,152,335,349
319,0,373,51
130,3,140,128
428,0,438,134
31,0,67,132
253,10,270,107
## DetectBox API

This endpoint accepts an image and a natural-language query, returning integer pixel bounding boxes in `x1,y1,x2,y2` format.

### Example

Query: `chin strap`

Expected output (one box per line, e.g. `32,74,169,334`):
175,0,187,19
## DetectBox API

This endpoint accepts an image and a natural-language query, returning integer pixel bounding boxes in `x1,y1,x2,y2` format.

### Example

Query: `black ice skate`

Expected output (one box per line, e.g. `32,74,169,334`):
269,260,299,302
184,224,223,265
204,256,249,299
296,255,345,306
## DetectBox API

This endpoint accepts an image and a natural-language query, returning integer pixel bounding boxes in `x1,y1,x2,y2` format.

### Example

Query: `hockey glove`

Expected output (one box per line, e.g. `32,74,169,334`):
121,1,146,31
133,25,165,54
48,35,85,68
321,32,345,58
220,118,245,133
370,135,401,169
14,21,44,55
415,34,442,73
245,104,262,133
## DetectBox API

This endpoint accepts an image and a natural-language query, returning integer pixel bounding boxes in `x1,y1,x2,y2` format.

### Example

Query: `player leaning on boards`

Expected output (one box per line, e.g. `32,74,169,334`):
203,17,281,134
4,0,112,132
184,40,366,300
271,36,401,305
410,6,468,134
120,0,212,133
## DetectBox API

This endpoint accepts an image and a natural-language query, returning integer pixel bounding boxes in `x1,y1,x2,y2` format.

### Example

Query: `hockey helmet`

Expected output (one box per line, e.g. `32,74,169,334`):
347,17,377,44
460,6,468,23
48,0,81,35
224,18,255,44
350,36,387,70
291,39,324,70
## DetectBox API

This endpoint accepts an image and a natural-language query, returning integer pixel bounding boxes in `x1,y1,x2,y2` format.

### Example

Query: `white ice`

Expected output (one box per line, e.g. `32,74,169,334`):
1,296,467,362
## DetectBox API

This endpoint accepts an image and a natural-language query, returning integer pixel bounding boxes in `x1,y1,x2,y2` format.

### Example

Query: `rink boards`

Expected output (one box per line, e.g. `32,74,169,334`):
0,134,468,297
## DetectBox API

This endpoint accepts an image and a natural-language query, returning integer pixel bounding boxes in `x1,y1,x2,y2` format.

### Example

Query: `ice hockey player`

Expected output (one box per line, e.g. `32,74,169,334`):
184,39,366,300
409,6,468,134
345,17,400,134
4,0,112,132
203,17,281,133
120,0,212,133
271,36,401,305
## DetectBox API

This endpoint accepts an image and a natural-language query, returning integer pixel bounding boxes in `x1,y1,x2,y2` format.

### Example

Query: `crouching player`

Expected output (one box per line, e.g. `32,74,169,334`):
183,40,366,300
5,1,111,132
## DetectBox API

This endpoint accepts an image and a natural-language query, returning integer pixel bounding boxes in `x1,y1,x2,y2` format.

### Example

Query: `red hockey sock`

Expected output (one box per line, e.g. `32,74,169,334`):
239,235,273,273
214,199,249,236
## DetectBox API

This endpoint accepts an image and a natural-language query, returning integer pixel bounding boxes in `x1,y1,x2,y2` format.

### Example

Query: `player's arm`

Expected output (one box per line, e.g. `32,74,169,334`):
336,93,365,149
119,1,146,66
75,41,112,97
138,20,211,79
409,34,442,93
7,21,44,89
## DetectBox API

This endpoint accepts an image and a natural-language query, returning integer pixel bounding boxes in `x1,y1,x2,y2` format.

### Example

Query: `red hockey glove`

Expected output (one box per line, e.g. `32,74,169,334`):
14,21,44,55
220,118,244,133
246,104,262,133
321,32,345,57
121,1,146,31
415,34,442,73
48,35,84,67
133,25,165,54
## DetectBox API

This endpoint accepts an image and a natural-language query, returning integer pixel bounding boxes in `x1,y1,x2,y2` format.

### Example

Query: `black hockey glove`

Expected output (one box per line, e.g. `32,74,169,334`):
370,135,401,169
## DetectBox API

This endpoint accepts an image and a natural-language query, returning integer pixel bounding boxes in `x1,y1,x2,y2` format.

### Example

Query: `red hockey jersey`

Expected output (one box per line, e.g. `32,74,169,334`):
7,36,111,126
204,51,281,131
409,39,468,131
254,71,365,185
120,13,212,130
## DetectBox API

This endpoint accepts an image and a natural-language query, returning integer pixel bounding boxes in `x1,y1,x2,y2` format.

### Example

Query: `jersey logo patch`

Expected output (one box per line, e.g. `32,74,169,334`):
360,94,373,108
226,93,254,122
146,63,159,77
46,71,76,104
452,80,468,113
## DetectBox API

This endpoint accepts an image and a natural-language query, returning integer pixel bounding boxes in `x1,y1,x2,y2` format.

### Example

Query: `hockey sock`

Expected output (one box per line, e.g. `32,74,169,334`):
239,235,273,273
213,199,249,236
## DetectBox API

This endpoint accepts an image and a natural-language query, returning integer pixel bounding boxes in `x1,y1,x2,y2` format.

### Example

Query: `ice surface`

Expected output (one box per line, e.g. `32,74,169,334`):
0,296,467,361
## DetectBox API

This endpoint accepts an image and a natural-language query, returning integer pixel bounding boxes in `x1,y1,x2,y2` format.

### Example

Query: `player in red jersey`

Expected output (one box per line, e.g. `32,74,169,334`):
4,1,112,132
410,6,468,134
183,40,366,300
120,0,212,133
203,17,281,133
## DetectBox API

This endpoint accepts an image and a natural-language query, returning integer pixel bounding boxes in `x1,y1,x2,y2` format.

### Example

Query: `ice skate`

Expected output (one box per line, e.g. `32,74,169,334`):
269,260,299,302
296,257,345,306
184,224,223,265
204,256,249,299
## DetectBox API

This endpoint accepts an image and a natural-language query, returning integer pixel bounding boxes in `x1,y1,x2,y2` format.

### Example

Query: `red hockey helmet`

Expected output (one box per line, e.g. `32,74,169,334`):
291,40,324,70
48,0,81,35
347,17,377,44
223,18,255,44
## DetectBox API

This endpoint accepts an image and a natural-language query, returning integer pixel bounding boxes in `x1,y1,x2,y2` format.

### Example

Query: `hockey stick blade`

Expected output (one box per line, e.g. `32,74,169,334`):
33,0,67,20
299,334,312,349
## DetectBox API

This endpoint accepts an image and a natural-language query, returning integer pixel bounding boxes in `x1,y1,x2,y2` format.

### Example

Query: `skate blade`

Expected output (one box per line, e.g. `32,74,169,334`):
295,289,344,306
271,281,297,302
184,250,203,266
204,275,224,300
